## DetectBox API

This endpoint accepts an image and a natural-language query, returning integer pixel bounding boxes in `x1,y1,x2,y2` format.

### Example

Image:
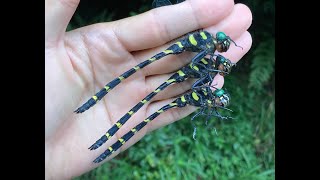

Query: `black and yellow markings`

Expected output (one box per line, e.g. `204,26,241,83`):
92,69,187,150
89,74,183,152
166,79,176,83
200,32,208,40
105,132,111,139
192,92,200,101
118,76,125,81
141,99,148,104
175,41,184,48
119,138,126,145
189,34,198,46
131,128,137,133
133,66,140,70
177,70,186,77
128,111,134,115
91,88,224,163
149,57,156,62
108,147,113,152
115,122,122,128
163,50,174,54
200,58,208,65
76,30,231,115
92,95,98,101
157,109,164,113
169,102,178,106
104,86,111,92
180,95,187,102
93,100,184,163
189,63,199,71
154,88,161,93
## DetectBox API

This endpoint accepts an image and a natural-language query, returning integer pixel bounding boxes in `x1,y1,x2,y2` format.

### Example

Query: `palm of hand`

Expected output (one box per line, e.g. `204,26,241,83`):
46,23,162,159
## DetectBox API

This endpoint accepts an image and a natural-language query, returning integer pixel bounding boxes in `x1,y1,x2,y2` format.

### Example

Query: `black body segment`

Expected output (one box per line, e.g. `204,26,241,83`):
92,87,231,163
88,56,232,150
93,103,179,163
75,41,187,114
74,27,237,114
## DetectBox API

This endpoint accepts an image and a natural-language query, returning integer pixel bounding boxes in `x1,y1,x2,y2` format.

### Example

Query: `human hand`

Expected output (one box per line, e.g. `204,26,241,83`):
45,0,252,179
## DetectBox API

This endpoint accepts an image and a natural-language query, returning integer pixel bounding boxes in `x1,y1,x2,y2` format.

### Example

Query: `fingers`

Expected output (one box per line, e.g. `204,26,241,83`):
132,3,252,76
112,0,234,51
45,0,80,45
206,3,253,44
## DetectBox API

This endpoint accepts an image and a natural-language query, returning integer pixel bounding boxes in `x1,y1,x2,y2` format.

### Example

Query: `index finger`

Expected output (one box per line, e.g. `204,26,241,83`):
111,0,234,51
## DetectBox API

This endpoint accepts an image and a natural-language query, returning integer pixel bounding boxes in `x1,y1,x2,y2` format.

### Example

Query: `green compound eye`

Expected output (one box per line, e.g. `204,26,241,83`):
216,32,227,41
217,55,226,63
214,89,225,97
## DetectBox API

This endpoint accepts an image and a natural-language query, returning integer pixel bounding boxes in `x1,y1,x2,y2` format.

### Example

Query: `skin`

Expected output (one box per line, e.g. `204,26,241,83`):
45,0,253,179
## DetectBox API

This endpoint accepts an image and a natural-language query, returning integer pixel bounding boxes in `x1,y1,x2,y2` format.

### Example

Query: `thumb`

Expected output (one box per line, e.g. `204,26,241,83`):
45,0,80,45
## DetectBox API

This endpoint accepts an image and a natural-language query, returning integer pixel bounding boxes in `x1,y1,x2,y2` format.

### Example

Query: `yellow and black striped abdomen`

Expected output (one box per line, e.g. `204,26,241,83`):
75,40,187,114
93,103,178,163
88,72,190,151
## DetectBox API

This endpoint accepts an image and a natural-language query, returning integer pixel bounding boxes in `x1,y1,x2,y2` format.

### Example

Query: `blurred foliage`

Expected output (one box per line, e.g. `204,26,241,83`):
68,0,275,179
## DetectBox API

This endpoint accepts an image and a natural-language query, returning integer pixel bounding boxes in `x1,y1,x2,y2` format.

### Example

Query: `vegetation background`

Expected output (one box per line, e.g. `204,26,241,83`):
68,0,275,179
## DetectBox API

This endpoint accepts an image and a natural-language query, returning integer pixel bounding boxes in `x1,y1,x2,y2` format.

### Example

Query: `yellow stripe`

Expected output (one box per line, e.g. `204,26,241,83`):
166,79,176,83
189,34,197,46
200,58,208,64
118,76,124,81
169,103,177,106
131,128,137,133
177,70,186,77
128,111,134,115
144,119,151,122
116,122,122,128
92,96,98,101
157,110,164,113
154,89,161,93
193,65,199,71
163,50,173,54
119,138,125,144
189,63,199,71
149,57,156,62
203,91,208,96
180,95,186,102
133,66,140,70
207,100,212,104
192,92,200,101
108,147,113,152
141,99,148,104
105,133,111,139
175,41,184,48
104,86,110,91
200,32,207,40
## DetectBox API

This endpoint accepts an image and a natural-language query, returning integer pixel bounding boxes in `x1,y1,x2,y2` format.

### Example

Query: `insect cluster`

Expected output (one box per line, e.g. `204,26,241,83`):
74,0,243,163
